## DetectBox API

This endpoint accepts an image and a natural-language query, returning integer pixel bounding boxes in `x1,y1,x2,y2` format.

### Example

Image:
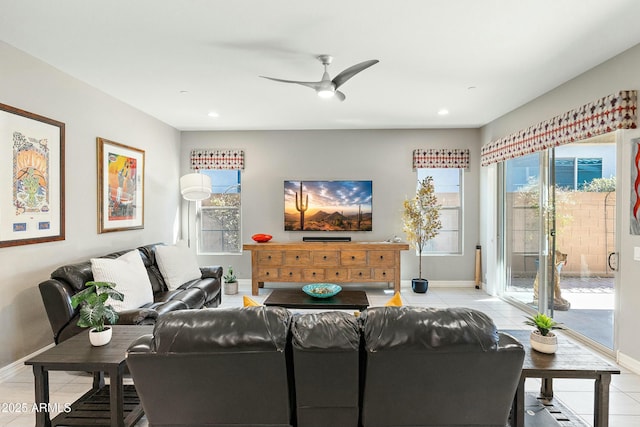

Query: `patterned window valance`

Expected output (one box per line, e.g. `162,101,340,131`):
481,90,637,167
413,148,470,169
190,149,245,170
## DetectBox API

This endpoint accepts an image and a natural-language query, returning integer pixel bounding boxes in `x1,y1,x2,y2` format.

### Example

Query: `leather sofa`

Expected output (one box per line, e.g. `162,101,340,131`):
126,306,524,427
38,243,222,344
127,307,295,427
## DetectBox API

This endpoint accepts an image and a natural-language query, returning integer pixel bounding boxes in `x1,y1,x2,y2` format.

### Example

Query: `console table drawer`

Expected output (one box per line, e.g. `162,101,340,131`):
303,269,326,281
341,251,367,265
349,268,372,280
258,251,283,265
257,268,279,280
368,250,395,267
284,251,311,265
373,268,395,281
312,251,339,265
281,269,302,281
326,268,348,280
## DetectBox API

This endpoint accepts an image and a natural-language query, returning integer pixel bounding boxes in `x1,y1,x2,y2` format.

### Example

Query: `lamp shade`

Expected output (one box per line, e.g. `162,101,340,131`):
180,173,212,201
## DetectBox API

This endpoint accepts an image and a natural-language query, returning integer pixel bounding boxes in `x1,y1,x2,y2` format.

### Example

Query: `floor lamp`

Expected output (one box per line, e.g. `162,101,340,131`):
180,173,212,247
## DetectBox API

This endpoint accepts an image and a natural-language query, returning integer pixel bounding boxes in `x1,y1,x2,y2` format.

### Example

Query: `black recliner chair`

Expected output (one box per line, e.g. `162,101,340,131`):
126,307,295,427
291,311,361,427
359,306,525,427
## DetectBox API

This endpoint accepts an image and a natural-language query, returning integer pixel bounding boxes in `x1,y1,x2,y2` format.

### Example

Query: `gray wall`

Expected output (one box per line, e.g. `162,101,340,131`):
0,41,181,368
480,43,640,367
181,129,481,284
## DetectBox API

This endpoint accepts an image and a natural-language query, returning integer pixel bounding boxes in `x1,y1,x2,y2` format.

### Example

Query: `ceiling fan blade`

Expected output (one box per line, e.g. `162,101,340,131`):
259,76,322,91
334,90,346,102
332,59,379,89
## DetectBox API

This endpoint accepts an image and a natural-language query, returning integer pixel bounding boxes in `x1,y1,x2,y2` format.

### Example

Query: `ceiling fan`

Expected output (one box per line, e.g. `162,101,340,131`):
260,55,379,101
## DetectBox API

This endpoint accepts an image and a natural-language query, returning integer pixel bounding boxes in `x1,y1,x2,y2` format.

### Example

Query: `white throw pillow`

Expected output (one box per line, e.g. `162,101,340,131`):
90,250,154,312
155,243,202,290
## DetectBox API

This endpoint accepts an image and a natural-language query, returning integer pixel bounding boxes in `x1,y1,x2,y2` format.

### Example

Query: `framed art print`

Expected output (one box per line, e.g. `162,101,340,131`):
0,103,65,248
97,137,144,233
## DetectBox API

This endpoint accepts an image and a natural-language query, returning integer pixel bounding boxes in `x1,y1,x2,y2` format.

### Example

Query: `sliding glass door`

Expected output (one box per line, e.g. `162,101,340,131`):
499,135,617,350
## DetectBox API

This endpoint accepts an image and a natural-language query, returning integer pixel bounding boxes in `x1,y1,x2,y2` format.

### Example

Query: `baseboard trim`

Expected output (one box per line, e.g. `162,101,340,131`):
403,280,476,288
0,342,55,382
617,351,640,375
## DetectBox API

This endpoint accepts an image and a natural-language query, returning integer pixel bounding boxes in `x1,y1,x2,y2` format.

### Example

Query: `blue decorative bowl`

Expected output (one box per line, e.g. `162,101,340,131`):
302,283,342,298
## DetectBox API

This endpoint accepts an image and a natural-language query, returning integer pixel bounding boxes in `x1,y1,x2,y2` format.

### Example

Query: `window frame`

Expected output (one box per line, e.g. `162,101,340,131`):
197,169,242,255
416,167,463,256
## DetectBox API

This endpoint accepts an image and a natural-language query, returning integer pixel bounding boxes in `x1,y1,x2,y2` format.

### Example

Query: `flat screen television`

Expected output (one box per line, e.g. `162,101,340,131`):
284,180,372,231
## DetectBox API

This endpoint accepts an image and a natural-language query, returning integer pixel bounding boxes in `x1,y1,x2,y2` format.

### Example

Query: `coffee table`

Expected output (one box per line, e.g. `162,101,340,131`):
25,325,154,427
503,329,620,427
263,288,369,310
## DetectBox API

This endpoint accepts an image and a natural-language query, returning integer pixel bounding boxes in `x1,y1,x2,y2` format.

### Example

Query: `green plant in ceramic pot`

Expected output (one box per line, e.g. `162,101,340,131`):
71,281,123,346
223,265,238,295
402,176,442,293
524,313,564,354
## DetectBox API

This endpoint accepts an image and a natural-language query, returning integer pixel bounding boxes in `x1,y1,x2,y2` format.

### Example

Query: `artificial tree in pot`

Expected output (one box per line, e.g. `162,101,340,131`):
70,281,123,346
402,176,442,293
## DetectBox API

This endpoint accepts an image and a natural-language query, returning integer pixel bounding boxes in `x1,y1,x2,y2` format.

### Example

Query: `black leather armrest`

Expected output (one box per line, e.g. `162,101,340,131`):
497,332,525,351
116,308,158,325
127,334,154,354
200,265,223,279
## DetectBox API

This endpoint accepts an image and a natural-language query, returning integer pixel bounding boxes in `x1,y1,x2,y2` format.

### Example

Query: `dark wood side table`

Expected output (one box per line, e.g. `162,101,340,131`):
25,325,153,427
263,288,369,310
504,329,620,427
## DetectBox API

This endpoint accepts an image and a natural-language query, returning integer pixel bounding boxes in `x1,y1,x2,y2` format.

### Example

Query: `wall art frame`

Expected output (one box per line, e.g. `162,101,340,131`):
0,102,65,248
97,137,145,233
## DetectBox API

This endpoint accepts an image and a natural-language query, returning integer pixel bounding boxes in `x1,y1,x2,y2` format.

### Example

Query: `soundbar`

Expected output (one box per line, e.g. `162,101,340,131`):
302,236,352,242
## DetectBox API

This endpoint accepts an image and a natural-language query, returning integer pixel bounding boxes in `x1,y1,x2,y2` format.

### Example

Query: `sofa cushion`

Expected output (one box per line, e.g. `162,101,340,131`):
292,311,360,351
384,292,403,306
361,306,499,352
155,242,202,290
152,307,292,353
90,250,154,312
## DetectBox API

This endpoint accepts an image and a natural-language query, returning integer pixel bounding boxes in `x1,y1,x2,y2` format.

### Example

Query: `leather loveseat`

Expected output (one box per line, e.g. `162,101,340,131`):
38,243,222,344
126,306,525,427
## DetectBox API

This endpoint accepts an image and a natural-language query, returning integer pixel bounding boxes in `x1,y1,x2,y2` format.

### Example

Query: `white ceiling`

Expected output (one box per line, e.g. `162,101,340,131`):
2,0,640,131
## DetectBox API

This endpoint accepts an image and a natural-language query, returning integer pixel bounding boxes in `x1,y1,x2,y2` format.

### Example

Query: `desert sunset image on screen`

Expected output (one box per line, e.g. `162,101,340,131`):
284,180,372,231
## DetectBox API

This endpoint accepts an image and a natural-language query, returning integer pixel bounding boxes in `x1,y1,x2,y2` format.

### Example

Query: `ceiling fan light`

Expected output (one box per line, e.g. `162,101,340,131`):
317,89,335,98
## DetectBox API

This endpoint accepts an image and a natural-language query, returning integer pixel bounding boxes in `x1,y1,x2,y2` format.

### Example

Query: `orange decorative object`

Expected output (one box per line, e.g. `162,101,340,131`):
252,234,272,243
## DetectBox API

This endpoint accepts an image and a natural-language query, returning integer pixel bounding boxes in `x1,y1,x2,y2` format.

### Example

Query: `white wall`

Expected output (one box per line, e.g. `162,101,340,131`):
0,41,181,367
181,129,481,284
480,43,640,366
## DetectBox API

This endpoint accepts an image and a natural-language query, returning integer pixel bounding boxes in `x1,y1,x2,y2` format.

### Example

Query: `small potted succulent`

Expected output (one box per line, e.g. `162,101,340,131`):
70,281,123,346
524,312,564,354
223,266,238,295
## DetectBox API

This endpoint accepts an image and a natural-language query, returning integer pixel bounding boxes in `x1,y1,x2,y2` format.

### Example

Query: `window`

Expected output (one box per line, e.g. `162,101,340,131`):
416,168,462,255
197,169,241,254
557,157,603,190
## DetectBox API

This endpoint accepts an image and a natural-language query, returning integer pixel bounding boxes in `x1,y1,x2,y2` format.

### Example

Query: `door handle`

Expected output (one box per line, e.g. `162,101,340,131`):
608,252,618,272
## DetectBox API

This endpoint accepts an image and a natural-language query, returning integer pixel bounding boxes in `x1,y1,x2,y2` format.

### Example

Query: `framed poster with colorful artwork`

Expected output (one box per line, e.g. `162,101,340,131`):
0,103,65,248
97,137,144,233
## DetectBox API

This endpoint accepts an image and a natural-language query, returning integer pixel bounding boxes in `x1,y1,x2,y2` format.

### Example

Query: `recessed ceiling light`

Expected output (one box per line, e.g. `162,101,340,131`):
208,111,219,118
437,109,449,116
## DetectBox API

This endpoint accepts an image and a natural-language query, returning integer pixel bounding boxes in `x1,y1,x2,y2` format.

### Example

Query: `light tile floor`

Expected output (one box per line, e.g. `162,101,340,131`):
2,284,639,426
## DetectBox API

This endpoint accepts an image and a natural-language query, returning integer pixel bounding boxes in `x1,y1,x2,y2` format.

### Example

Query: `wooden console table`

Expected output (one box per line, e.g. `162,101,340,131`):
243,241,409,295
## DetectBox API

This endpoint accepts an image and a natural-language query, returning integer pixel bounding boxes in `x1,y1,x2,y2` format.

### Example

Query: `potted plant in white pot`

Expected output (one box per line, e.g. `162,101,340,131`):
402,176,442,293
524,312,564,354
70,281,123,346
223,266,238,295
